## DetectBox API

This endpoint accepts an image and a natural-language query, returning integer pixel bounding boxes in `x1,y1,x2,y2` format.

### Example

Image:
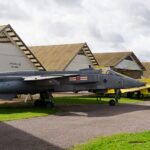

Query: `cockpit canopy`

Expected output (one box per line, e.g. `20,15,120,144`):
100,67,126,77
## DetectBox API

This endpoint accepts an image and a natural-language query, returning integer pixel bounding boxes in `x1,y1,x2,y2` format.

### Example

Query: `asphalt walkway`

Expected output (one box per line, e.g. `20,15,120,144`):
0,101,150,150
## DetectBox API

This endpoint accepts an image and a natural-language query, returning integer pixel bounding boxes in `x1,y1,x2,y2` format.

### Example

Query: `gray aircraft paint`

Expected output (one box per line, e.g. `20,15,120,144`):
0,69,145,100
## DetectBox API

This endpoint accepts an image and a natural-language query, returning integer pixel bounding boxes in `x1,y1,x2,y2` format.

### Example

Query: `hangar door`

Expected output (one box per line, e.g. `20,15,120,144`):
0,43,37,72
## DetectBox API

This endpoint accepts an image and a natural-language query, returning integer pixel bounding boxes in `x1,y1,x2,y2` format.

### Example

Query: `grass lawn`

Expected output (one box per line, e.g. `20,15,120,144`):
0,102,58,122
54,96,144,105
71,131,150,150
0,95,147,121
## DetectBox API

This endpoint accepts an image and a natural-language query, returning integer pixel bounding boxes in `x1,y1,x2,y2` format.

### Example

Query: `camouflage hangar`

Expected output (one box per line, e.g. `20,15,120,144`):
0,24,45,72
0,24,149,99
30,43,99,71
142,62,150,78
94,52,145,79
0,24,148,82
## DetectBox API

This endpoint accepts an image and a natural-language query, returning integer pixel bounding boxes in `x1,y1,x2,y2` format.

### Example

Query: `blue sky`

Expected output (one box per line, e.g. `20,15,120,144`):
0,0,150,61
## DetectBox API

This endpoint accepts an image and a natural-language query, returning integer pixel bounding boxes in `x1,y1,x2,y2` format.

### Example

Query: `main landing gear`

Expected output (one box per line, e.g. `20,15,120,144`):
34,91,54,108
109,89,121,106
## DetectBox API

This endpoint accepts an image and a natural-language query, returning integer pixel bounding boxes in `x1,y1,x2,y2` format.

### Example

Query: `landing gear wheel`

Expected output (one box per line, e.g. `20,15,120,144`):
109,99,116,106
45,101,54,108
34,91,55,108
138,94,144,99
34,100,41,107
34,100,54,108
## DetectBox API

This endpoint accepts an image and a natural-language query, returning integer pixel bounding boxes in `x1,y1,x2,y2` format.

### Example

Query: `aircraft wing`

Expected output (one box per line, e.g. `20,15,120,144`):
23,74,78,81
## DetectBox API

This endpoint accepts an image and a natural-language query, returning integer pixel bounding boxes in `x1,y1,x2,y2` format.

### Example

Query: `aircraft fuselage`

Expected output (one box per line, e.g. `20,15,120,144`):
0,70,144,95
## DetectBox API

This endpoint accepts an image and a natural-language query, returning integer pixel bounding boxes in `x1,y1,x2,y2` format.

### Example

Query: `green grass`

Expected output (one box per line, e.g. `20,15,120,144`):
0,102,58,121
54,96,144,105
71,131,150,150
0,95,147,122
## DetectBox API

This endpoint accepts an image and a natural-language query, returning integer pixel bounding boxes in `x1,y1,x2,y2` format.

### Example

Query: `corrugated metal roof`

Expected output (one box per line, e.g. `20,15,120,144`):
94,52,132,66
0,25,7,31
142,62,150,78
30,43,97,71
94,51,145,70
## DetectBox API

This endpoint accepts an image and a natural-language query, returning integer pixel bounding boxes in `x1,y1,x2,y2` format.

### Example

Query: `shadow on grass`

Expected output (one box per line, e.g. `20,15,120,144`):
0,101,58,121
0,102,57,113
56,103,150,118
54,96,109,105
53,95,148,105
0,96,150,120
0,122,64,150
54,96,150,118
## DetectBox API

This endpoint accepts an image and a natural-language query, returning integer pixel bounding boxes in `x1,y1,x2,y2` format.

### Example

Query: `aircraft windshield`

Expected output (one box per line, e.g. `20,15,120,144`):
101,68,112,74
101,68,123,77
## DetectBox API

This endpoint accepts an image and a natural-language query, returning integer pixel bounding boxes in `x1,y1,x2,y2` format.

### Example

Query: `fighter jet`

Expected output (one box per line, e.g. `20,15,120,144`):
0,68,145,107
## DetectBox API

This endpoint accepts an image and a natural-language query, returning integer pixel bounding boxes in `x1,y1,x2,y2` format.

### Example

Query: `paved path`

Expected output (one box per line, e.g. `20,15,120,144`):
0,101,150,150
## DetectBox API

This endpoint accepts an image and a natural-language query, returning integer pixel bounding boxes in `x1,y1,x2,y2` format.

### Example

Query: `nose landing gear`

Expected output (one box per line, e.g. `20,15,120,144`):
109,89,121,106
109,99,116,106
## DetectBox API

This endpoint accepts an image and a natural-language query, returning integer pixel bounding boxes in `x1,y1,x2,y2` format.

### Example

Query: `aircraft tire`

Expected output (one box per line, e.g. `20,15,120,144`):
34,100,54,108
109,99,116,106
34,100,42,107
139,94,144,99
45,101,54,108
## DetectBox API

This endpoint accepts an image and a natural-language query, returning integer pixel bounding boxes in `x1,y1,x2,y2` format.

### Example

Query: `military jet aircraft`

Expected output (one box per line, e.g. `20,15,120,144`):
0,68,145,107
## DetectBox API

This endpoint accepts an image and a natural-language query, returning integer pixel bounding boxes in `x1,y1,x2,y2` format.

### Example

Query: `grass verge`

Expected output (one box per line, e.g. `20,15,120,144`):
71,131,150,150
54,96,144,105
0,95,147,121
0,102,58,122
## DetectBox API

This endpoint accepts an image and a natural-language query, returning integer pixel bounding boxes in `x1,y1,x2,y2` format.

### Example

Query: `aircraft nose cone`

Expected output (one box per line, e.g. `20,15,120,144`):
131,80,145,88
123,77,145,88
137,81,145,87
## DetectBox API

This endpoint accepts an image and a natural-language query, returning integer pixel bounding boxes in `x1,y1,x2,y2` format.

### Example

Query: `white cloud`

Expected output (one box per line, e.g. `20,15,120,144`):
0,0,149,61
0,0,30,20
